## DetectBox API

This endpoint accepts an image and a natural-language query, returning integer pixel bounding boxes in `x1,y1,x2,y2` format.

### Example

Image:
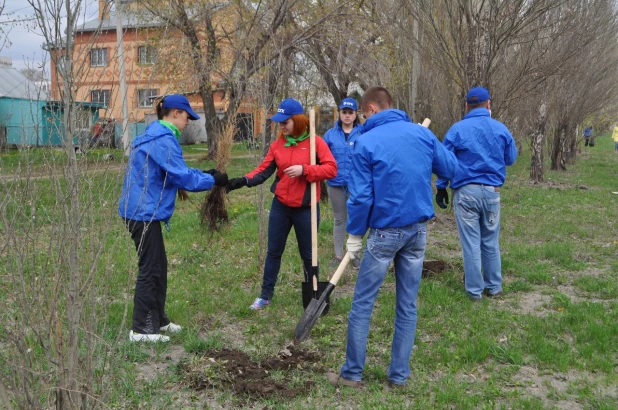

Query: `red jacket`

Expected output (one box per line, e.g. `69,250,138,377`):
245,135,337,207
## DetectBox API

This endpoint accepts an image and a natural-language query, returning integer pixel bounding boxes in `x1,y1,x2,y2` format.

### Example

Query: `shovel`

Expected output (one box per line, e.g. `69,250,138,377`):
295,252,351,344
301,107,330,314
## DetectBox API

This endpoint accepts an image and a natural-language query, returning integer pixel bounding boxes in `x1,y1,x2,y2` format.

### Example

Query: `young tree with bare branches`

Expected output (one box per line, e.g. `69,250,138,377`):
0,1,134,408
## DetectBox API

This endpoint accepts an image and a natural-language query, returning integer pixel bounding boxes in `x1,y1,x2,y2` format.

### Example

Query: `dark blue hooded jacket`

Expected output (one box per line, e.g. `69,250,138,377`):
323,121,362,187
118,121,214,223
346,109,458,236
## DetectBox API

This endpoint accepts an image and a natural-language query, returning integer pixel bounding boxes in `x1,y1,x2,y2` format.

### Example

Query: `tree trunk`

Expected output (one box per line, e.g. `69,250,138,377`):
566,124,578,164
464,2,491,89
551,120,568,171
530,102,547,182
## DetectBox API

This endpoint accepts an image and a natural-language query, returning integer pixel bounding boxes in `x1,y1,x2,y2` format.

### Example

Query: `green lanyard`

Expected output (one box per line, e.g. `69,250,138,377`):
158,120,181,138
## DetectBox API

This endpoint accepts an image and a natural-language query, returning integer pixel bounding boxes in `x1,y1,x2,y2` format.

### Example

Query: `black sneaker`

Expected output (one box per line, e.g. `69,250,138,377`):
483,289,503,298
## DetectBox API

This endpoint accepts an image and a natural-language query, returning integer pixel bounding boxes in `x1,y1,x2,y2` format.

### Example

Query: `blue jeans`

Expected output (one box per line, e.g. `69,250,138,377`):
260,197,319,300
453,184,502,299
340,223,426,385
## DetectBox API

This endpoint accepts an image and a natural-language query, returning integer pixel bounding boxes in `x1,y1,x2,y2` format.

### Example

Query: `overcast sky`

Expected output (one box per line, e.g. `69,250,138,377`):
1,0,99,74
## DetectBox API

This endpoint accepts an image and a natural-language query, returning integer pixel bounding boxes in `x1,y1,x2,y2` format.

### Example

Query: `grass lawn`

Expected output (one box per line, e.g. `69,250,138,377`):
1,137,617,409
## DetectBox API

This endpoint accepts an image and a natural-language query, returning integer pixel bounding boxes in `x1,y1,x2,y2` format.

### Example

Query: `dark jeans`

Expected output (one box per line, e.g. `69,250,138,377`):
124,219,170,334
585,137,590,146
261,197,320,300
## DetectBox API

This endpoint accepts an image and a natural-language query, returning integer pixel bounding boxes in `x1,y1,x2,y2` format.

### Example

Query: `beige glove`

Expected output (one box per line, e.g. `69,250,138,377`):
346,234,364,261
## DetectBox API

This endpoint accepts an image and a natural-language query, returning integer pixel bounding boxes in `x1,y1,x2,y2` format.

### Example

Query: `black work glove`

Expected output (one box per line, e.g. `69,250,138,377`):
436,189,449,209
203,168,218,175
226,177,247,193
212,172,229,187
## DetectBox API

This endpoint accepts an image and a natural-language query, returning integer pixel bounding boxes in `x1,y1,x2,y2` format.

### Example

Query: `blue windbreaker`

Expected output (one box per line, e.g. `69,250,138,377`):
323,121,361,187
435,108,517,190
346,109,458,236
118,121,215,223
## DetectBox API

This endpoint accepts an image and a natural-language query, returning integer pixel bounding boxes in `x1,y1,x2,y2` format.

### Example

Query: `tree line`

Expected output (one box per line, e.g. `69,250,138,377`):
1,0,618,408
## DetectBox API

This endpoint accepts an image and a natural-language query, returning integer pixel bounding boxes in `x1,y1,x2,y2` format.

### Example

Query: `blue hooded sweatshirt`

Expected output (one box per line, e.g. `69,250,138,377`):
435,108,517,190
118,121,215,223
323,120,362,187
346,109,458,236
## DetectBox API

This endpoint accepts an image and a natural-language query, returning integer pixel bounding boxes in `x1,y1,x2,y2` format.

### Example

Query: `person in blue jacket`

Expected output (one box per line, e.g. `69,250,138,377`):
583,126,592,146
435,86,517,301
327,86,457,389
323,97,362,269
118,94,228,343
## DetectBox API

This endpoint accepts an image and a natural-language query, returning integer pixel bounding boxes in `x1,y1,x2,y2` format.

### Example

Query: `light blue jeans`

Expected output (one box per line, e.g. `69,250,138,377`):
340,223,426,385
453,184,502,299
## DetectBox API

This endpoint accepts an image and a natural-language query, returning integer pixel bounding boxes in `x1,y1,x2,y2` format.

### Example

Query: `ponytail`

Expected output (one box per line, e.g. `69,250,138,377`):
156,97,172,119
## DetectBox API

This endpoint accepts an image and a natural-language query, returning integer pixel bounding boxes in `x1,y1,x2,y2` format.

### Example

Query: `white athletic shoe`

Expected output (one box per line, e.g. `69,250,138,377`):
129,330,170,343
159,322,182,333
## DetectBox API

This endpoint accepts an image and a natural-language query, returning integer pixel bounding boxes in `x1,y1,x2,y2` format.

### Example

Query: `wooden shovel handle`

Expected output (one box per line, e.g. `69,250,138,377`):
329,253,351,287
309,108,318,291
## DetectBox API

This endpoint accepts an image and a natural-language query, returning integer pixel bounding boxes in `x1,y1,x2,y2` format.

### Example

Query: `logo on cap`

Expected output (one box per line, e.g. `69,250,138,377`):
278,108,285,113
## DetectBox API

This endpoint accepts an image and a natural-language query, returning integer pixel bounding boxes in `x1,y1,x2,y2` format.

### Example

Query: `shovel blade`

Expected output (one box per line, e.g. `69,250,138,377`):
293,299,327,344
293,283,335,344
301,281,330,315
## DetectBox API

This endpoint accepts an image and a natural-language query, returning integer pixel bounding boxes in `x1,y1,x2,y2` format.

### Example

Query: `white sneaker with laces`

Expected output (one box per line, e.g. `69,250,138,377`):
129,330,170,343
160,322,182,333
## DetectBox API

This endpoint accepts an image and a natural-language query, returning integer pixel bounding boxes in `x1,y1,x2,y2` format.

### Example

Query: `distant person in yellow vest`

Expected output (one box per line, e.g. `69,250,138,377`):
612,124,618,153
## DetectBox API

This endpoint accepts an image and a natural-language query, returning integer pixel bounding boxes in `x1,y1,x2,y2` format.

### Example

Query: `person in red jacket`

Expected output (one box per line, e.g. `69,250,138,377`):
226,98,337,310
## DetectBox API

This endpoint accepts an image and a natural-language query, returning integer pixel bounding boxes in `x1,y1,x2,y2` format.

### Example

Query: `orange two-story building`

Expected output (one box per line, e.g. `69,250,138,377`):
50,0,259,143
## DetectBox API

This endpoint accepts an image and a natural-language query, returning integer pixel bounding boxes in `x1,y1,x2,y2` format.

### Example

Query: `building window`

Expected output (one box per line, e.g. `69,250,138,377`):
90,48,108,66
91,90,110,106
138,46,157,64
138,89,158,107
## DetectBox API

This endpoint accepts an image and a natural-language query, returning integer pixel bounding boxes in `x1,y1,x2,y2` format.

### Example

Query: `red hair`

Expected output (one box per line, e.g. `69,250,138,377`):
278,113,310,138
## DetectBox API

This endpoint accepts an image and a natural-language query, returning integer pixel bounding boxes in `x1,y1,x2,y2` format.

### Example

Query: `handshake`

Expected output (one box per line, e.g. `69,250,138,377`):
203,168,229,187
203,169,248,193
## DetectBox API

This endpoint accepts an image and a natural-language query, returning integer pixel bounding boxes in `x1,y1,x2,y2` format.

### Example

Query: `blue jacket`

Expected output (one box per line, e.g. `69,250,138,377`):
584,127,592,137
346,109,458,236
323,121,362,186
436,108,517,190
118,121,215,223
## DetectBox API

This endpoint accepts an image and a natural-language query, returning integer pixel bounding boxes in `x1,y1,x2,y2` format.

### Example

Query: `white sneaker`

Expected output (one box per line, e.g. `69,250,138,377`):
160,322,182,333
129,330,170,343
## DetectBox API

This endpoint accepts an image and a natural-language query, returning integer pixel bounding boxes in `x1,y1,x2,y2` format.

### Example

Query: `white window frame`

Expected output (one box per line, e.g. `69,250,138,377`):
91,90,110,106
90,48,108,67
138,46,157,65
138,89,158,108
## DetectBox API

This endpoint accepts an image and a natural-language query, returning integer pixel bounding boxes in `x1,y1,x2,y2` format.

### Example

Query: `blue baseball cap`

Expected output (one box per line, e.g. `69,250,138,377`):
339,97,358,111
162,94,200,120
270,98,304,122
466,87,491,104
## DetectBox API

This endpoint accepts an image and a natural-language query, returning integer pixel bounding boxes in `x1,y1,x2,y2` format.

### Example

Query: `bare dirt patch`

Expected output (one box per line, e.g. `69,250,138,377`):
136,344,188,383
501,291,553,317
504,365,617,409
524,180,592,191
182,345,321,400
555,284,611,305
